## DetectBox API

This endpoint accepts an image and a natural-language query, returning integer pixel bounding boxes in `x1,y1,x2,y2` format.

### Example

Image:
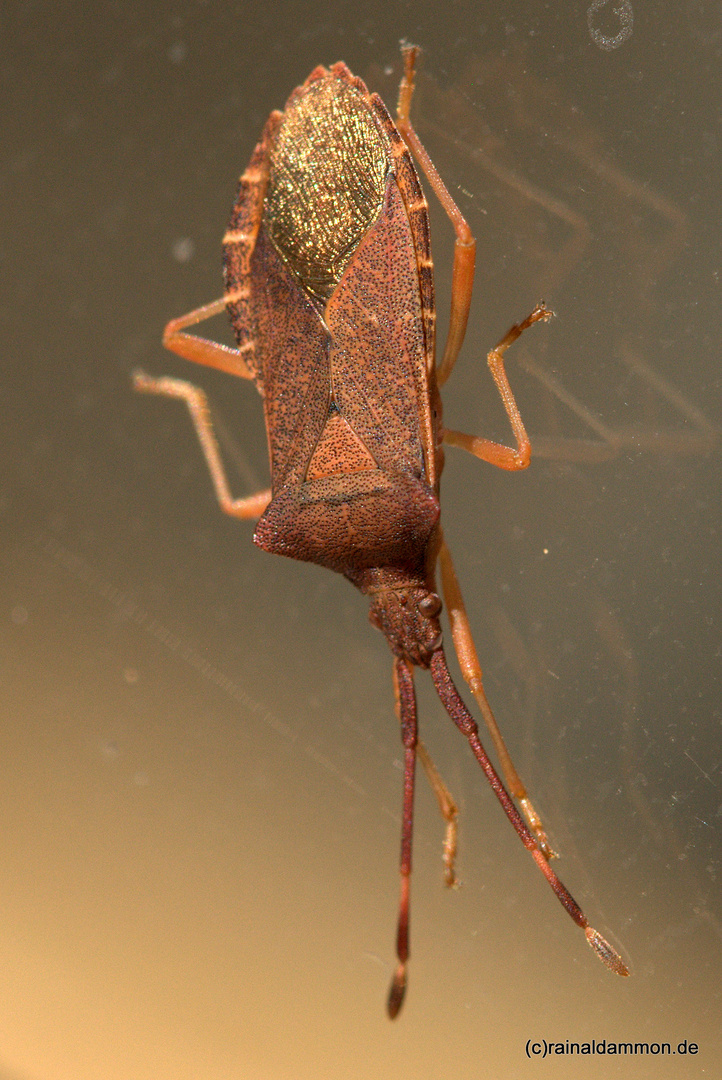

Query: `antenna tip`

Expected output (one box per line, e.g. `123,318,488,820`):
387,963,407,1019
585,926,630,976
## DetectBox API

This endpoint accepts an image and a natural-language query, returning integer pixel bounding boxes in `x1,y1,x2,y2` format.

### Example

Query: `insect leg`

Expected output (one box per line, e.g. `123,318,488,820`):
396,45,476,387
437,532,555,860
133,371,271,520
162,297,256,379
429,649,629,978
395,50,555,466
387,656,419,1019
416,739,459,888
444,303,553,470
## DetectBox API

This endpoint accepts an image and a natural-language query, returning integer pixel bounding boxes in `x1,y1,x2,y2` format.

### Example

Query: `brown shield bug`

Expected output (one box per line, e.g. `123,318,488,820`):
134,45,629,1017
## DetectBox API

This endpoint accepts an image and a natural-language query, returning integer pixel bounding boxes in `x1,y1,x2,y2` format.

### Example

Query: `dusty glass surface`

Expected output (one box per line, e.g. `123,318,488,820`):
1,1,719,1077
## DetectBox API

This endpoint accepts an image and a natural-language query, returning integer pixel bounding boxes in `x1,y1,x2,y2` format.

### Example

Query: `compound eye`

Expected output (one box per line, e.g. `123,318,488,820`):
419,592,442,618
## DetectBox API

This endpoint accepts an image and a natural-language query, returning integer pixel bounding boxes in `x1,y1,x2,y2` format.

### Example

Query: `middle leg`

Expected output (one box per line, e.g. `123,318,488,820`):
133,371,271,520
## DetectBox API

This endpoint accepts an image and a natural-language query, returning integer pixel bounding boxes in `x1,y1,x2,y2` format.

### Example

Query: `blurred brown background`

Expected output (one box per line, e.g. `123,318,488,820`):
1,1,719,1077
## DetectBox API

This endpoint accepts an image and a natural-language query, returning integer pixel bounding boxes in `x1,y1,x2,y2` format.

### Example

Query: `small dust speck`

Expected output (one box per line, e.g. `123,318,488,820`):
168,41,187,65
172,237,195,263
11,605,28,625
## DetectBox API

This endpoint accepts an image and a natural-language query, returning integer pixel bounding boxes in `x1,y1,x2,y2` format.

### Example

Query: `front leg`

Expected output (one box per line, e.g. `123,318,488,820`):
437,531,555,860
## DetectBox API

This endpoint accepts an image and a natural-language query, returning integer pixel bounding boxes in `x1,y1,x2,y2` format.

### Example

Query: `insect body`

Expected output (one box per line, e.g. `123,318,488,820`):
134,46,628,1016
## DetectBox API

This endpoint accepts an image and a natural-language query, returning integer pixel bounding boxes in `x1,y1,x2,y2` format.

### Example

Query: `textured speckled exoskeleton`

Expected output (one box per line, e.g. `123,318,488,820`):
134,45,629,1017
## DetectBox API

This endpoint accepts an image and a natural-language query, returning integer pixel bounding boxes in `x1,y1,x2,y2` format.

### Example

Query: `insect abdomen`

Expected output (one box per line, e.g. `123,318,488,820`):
266,69,391,301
